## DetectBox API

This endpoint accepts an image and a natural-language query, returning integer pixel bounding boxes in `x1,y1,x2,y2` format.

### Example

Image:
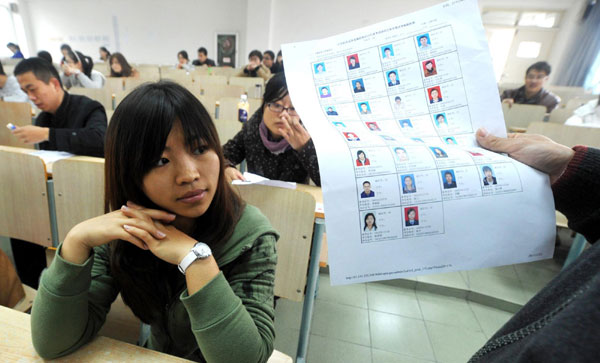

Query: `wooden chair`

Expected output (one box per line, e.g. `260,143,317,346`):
502,103,547,129
527,122,600,148
202,84,246,99
194,75,228,89
0,146,53,247
547,86,587,104
229,77,265,98
211,67,242,78
69,87,114,111
214,119,242,143
0,101,33,148
195,95,219,119
135,66,160,81
233,184,316,302
547,106,577,124
51,156,105,243
123,77,149,92
105,77,126,94
217,97,262,121
93,63,110,76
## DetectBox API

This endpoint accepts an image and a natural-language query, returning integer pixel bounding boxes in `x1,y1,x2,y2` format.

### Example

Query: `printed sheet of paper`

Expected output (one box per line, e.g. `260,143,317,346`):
282,0,556,285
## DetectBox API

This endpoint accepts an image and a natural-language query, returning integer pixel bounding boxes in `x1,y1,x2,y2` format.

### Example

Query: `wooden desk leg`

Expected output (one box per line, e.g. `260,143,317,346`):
46,180,60,247
296,218,325,363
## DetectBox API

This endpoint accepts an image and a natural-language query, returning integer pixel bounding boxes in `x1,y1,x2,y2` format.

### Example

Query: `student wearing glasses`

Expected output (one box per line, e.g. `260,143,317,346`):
223,73,321,185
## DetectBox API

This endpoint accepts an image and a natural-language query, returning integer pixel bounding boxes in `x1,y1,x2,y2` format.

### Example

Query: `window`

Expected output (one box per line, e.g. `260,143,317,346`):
482,10,561,28
518,12,559,28
0,5,17,58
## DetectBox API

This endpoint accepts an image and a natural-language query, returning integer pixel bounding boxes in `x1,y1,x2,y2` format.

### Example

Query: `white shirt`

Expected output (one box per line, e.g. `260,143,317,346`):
0,75,29,103
61,70,106,89
565,99,600,128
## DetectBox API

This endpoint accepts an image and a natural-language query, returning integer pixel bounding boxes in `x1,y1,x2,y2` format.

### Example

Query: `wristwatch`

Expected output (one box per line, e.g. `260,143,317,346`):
178,242,212,274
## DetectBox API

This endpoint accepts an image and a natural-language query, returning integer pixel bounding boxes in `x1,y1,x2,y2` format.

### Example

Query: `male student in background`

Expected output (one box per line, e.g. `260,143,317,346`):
192,47,216,67
238,50,272,81
9,58,107,289
11,57,107,157
501,61,560,113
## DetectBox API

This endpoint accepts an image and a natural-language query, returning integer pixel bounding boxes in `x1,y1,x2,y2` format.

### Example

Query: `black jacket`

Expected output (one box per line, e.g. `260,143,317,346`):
35,92,107,157
470,146,600,362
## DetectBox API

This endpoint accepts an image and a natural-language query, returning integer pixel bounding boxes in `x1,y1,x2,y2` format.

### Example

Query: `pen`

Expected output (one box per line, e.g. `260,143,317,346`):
6,123,16,130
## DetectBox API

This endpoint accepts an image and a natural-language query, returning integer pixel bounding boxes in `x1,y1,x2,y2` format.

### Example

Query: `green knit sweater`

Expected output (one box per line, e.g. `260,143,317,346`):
31,205,278,363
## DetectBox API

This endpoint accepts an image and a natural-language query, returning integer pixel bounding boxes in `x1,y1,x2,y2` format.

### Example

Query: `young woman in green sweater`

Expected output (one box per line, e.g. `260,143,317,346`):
31,81,278,363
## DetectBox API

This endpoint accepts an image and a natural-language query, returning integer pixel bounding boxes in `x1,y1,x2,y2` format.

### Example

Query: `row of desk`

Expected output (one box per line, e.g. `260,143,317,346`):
0,145,325,362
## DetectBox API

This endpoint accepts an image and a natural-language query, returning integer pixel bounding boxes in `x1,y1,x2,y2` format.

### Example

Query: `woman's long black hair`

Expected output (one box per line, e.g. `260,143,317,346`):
104,81,243,323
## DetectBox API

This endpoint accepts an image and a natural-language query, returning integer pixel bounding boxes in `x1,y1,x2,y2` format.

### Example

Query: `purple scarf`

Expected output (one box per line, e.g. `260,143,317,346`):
259,120,292,155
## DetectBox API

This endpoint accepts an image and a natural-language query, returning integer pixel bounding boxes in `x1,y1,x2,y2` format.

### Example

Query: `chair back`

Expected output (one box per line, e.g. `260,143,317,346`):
228,77,265,98
502,103,547,129
0,101,33,148
527,122,600,148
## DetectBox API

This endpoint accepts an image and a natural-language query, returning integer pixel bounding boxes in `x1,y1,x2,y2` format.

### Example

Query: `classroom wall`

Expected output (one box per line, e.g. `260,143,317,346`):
19,0,248,66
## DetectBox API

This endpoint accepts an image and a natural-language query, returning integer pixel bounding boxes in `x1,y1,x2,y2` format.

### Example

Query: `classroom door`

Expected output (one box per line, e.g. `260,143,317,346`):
501,27,558,84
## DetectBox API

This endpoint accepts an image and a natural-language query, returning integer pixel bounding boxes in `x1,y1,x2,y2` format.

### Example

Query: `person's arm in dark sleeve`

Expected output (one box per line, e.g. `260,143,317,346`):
222,124,248,167
552,146,600,243
294,138,321,186
49,106,107,157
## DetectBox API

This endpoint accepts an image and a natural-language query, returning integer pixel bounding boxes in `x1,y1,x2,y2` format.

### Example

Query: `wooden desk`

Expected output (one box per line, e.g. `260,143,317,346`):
0,306,292,362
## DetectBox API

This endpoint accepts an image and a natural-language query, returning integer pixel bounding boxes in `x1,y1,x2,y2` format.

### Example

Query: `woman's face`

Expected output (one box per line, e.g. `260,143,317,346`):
366,215,374,227
66,55,83,71
61,49,69,57
358,152,365,161
437,116,445,124
431,89,439,99
142,122,220,220
100,49,108,60
396,149,407,161
111,58,122,73
408,210,416,220
178,54,187,64
404,177,413,187
262,94,298,138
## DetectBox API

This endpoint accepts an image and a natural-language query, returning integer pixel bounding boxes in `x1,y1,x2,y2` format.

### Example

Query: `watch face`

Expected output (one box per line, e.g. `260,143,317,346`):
193,242,212,259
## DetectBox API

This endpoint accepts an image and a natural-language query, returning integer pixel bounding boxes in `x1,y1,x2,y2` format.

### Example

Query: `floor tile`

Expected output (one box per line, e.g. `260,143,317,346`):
372,349,435,363
416,291,480,330
306,335,372,363
310,300,371,346
425,321,487,363
369,310,435,361
366,284,422,319
514,262,559,287
469,301,514,338
466,264,519,281
465,271,527,305
274,298,303,330
417,271,468,291
316,273,368,309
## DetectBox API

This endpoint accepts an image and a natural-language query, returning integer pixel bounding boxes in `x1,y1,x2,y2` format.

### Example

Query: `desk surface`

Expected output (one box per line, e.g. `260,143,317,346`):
0,306,292,363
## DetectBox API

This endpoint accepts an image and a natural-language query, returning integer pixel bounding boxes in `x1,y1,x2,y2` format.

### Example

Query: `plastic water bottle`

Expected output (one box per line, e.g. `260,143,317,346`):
215,101,220,120
238,94,249,123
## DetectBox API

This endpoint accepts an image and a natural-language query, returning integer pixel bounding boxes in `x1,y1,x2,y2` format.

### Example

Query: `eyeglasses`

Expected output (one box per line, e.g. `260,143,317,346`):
267,102,298,116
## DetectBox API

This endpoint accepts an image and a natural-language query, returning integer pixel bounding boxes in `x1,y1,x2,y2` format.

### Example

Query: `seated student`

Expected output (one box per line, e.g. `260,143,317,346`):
61,50,106,89
99,46,111,62
191,47,216,67
0,62,29,103
469,128,599,362
405,208,419,226
565,94,600,128
12,58,107,156
223,73,320,185
361,181,375,198
175,50,194,71
59,44,72,65
263,50,279,74
274,50,284,74
443,171,457,189
482,166,497,185
0,249,25,308
7,42,24,59
109,52,139,78
30,81,278,363
37,51,53,64
501,61,560,113
237,50,272,81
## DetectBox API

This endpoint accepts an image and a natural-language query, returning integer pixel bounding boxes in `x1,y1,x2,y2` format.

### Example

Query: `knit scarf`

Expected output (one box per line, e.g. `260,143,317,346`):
259,120,291,155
